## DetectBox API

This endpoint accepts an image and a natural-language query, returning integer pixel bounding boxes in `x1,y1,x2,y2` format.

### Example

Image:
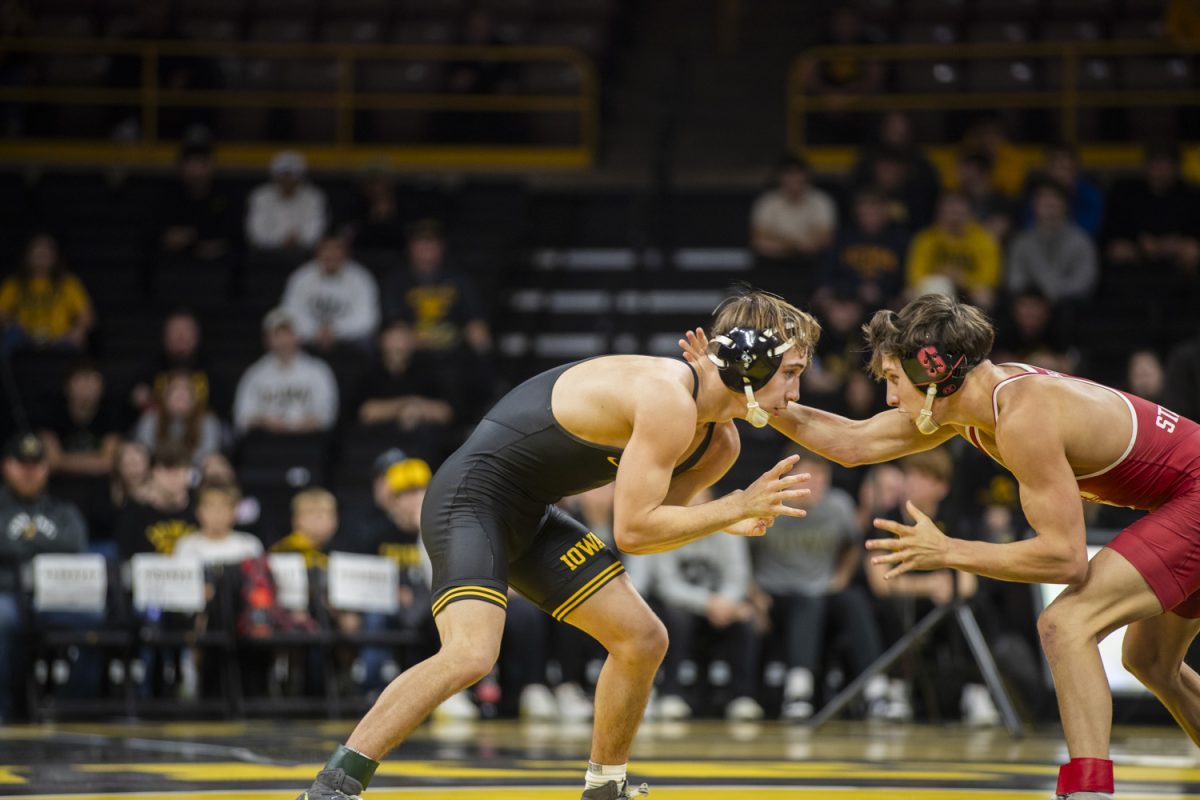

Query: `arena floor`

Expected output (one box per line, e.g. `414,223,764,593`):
2,719,1199,799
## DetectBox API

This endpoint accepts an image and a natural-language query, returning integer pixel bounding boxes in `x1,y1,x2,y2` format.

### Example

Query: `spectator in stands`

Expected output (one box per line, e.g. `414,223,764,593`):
158,135,237,265
1126,349,1166,404
1007,180,1098,307
960,115,1027,197
339,449,435,694
0,233,94,354
752,450,886,721
905,191,1001,310
801,7,883,144
383,219,492,357
114,443,194,559
232,308,338,436
36,361,119,477
130,309,213,415
271,488,338,570
197,452,259,531
133,370,223,467
1103,143,1200,279
1022,142,1103,238
866,448,996,725
955,151,1014,244
991,287,1076,373
280,232,380,353
851,112,939,230
1164,330,1200,421
173,481,262,566
356,321,457,457
652,488,765,722
803,287,867,414
822,187,908,310
750,155,837,291
346,163,407,252
245,150,328,252
111,439,151,510
0,432,89,722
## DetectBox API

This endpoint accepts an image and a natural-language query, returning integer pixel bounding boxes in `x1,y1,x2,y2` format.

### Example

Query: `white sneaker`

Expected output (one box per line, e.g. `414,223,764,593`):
863,674,891,721
884,678,913,722
656,694,692,721
961,683,1001,727
554,682,593,722
781,699,814,721
433,690,480,721
725,696,764,721
782,667,814,721
519,684,558,720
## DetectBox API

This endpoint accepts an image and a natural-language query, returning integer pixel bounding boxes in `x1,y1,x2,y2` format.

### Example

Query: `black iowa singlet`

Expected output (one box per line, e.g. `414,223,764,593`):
421,357,715,620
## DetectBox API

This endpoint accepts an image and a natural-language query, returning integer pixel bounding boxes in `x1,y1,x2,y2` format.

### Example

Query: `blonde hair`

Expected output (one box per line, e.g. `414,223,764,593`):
710,287,821,357
196,479,241,505
292,487,336,514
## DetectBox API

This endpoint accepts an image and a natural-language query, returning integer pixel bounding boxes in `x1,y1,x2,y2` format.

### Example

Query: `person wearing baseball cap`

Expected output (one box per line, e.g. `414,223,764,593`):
245,149,328,251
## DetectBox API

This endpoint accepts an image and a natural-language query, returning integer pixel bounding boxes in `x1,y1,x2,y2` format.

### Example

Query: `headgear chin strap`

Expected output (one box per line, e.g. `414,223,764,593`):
899,343,975,436
709,326,796,428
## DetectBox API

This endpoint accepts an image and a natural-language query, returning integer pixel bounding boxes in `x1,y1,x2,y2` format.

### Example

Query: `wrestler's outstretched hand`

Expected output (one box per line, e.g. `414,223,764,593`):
734,454,810,530
867,500,952,578
679,327,714,373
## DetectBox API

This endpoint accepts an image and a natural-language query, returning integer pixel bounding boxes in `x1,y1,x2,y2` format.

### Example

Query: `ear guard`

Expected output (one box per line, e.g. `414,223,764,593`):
899,343,973,435
709,326,795,428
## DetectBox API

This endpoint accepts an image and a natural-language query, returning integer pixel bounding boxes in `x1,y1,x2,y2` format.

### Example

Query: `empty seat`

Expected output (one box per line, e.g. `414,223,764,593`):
895,61,964,92
247,16,311,42
966,21,1033,42
898,22,960,43
476,0,537,13
1119,57,1194,89
1044,57,1116,89
966,60,1039,91
252,0,318,15
1046,0,1115,16
1124,0,1167,17
319,19,384,43
1040,20,1104,40
391,18,456,44
975,0,1042,19
237,432,330,486
358,60,443,92
400,0,467,13
538,0,615,17
31,13,94,37
906,0,969,18
41,55,109,86
533,22,607,55
178,17,240,40
520,61,584,94
1112,18,1166,39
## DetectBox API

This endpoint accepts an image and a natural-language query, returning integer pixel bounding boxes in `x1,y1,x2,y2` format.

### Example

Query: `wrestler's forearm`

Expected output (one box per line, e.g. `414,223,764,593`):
616,492,752,555
772,406,936,467
946,535,1087,585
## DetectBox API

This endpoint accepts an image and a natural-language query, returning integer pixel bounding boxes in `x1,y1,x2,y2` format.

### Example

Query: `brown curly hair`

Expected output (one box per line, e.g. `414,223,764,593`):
862,294,995,380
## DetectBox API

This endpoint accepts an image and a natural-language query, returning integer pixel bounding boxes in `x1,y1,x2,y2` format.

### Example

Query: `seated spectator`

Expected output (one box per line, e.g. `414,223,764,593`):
114,443,195,559
92,439,152,540
245,150,328,252
1126,349,1166,403
346,163,407,252
866,448,995,725
133,370,223,467
955,151,1014,244
822,187,908,310
959,115,1027,198
280,233,380,353
0,432,90,722
850,111,939,230
173,481,262,566
233,308,338,436
752,450,886,721
905,192,1001,310
271,488,338,569
157,136,237,264
357,321,457,454
1103,143,1200,282
1007,181,1098,307
750,155,838,295
803,287,867,414
0,233,94,354
991,287,1076,373
36,360,120,477
1022,142,1103,238
197,452,259,531
652,488,765,722
800,7,883,143
130,309,213,415
383,219,492,357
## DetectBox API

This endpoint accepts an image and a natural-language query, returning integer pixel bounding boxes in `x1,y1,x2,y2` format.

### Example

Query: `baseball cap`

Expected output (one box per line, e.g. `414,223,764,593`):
372,448,432,493
270,150,307,177
4,433,46,464
262,307,296,333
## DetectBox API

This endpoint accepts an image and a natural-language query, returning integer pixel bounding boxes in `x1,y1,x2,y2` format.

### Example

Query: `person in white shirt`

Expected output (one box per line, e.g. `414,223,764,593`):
280,233,380,352
233,308,339,435
173,481,263,566
245,150,328,251
750,155,838,261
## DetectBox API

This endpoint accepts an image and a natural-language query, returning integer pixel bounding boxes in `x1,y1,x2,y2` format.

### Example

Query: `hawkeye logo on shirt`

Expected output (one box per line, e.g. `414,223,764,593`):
559,531,607,572
607,456,620,468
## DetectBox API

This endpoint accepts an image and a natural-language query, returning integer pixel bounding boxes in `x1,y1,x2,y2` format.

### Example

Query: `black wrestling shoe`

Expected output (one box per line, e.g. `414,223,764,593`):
581,779,650,799
296,768,365,800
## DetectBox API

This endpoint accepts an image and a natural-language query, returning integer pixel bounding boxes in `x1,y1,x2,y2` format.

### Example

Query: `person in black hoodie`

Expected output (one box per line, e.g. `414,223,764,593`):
823,187,909,311
114,443,195,559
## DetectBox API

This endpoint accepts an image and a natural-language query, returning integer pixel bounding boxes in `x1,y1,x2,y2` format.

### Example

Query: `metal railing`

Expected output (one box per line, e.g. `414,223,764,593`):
788,39,1200,149
0,37,599,168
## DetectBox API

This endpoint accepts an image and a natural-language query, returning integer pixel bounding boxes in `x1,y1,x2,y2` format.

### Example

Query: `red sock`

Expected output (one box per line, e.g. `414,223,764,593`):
1056,757,1114,796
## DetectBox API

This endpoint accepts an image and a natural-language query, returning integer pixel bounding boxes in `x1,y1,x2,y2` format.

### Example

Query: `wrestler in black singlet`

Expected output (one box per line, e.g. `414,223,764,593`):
421,358,715,621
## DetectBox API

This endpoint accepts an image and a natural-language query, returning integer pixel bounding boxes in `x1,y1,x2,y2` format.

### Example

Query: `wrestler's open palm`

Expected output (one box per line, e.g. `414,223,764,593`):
679,328,714,374
738,454,810,525
867,500,951,579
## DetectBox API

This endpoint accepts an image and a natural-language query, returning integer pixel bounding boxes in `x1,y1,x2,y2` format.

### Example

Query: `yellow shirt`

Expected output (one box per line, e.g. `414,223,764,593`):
905,223,1001,292
270,531,328,570
0,274,92,341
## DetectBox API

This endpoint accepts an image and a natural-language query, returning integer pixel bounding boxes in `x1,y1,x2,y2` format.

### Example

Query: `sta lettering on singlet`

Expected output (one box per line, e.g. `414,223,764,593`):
1157,406,1181,434
559,531,607,572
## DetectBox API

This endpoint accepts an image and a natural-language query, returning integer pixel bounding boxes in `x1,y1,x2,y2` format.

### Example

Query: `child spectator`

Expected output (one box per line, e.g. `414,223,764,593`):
271,488,338,570
174,481,263,566
134,370,223,467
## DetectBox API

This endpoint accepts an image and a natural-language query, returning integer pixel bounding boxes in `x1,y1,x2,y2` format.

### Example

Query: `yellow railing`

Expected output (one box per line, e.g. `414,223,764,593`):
788,39,1200,151
0,38,599,170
